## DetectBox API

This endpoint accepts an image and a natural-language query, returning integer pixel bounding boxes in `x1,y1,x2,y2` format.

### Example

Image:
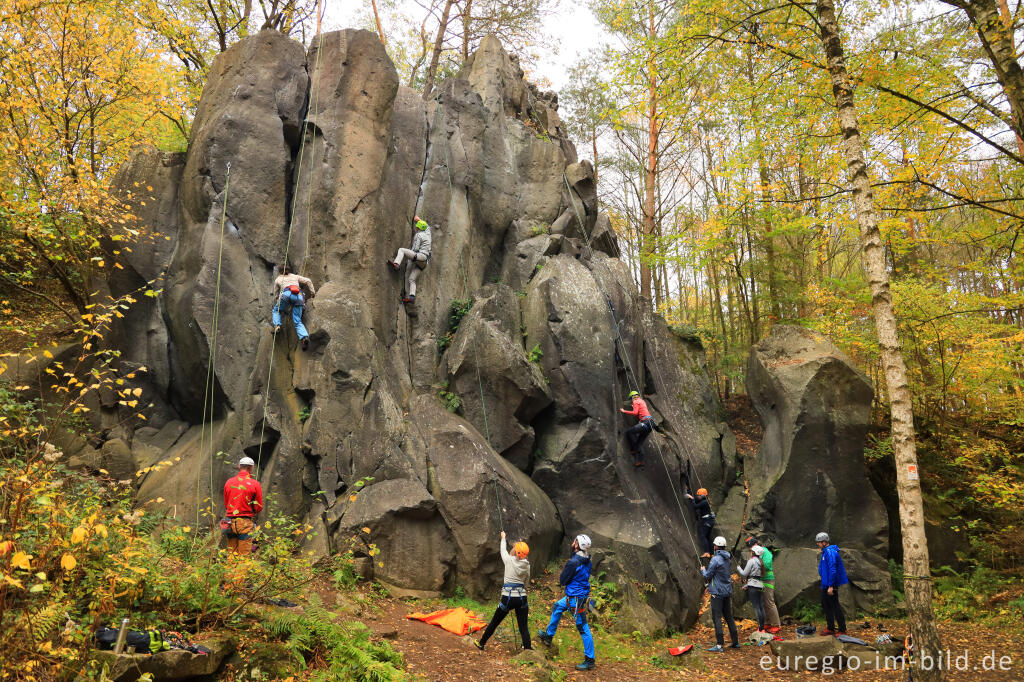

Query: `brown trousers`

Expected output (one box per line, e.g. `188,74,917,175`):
763,585,782,627
226,517,254,555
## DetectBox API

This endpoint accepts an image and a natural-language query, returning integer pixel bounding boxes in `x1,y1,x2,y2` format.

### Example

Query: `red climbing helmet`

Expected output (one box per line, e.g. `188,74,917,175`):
696,488,708,497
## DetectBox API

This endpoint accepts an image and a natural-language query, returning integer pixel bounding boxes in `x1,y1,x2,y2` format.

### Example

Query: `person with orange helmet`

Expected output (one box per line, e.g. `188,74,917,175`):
475,531,532,651
685,487,716,558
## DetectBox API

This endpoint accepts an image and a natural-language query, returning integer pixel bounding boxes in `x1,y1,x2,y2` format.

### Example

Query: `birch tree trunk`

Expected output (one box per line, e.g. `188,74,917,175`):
814,0,944,678
423,0,456,100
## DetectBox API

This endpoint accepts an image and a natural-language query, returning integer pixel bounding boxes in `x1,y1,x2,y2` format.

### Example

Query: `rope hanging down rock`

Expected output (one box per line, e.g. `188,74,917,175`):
561,173,706,569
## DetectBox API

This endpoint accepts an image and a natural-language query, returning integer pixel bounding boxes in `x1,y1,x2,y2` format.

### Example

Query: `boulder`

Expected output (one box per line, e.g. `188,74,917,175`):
745,325,890,611
445,285,552,469
92,633,235,682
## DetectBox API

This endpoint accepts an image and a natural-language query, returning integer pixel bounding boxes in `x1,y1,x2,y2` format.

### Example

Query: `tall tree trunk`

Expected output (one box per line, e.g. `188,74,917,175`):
640,0,657,303
371,0,386,45
461,0,472,61
815,1,944,678
995,0,1024,154
945,0,1024,142
423,0,456,100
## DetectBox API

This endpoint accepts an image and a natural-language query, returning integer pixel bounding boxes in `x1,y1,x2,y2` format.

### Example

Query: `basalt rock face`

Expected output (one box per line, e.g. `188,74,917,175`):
96,30,730,628
740,325,891,612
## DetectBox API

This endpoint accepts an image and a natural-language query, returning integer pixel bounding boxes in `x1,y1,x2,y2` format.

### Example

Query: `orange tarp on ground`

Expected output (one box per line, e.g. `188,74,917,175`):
406,607,487,636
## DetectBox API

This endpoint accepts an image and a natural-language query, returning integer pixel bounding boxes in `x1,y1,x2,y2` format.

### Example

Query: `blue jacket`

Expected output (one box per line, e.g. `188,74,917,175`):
818,544,849,589
559,551,592,598
701,549,733,596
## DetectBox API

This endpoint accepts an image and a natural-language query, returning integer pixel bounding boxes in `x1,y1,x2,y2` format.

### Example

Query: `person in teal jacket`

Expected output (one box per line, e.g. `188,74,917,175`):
746,536,781,632
816,532,849,635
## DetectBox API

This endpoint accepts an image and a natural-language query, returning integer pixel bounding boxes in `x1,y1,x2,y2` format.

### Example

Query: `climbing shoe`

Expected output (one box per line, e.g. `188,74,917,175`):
766,626,781,634
273,325,281,334
575,657,595,671
301,337,309,351
729,643,741,649
402,294,415,304
537,631,552,646
474,640,485,651
820,629,836,636
387,259,399,271
706,645,724,653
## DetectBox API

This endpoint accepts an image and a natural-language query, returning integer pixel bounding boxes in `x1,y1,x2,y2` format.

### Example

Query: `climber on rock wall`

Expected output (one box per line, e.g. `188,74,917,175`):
388,215,431,305
271,264,316,350
475,531,532,652
538,534,595,671
685,487,716,558
620,391,655,468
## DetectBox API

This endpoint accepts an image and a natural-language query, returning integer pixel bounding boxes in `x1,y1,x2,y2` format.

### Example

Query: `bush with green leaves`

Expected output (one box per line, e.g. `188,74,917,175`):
437,298,474,352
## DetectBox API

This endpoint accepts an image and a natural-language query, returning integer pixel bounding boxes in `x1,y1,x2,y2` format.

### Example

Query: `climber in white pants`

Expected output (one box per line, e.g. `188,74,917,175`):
387,216,431,305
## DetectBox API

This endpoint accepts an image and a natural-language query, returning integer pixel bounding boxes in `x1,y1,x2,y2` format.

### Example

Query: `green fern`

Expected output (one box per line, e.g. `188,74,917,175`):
21,600,67,643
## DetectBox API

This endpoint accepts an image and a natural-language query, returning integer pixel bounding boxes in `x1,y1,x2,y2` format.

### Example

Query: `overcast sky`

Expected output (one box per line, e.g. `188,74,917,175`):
324,0,608,91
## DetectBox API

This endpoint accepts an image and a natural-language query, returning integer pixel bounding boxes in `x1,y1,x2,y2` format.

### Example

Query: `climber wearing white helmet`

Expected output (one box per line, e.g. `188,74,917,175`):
538,534,596,671
222,456,263,557
387,215,431,305
701,535,739,653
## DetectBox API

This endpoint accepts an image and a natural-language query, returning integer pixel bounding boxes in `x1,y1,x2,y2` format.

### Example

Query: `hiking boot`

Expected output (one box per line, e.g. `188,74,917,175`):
575,657,595,671
537,631,552,646
301,337,309,351
706,645,724,653
474,639,485,651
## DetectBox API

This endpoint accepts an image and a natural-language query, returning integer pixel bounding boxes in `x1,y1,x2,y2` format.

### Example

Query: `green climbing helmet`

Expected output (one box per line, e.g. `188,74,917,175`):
414,216,429,231
628,391,639,399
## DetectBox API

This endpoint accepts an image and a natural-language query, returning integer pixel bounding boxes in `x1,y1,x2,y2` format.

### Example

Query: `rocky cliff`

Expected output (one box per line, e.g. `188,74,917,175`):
33,30,892,629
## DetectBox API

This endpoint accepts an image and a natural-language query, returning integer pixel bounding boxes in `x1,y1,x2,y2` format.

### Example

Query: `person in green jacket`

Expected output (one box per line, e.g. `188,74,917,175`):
746,536,781,632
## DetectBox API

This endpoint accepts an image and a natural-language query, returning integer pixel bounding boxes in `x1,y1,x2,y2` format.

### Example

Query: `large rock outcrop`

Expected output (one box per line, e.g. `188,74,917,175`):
737,325,891,613
70,29,733,630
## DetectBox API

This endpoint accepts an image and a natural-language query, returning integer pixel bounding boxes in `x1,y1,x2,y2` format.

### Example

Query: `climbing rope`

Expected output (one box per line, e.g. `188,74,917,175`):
253,4,328,476
561,173,706,569
196,161,232,527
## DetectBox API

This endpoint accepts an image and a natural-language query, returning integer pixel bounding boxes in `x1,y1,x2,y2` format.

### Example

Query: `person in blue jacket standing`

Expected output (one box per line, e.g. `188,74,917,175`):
537,534,596,671
816,532,849,635
701,535,739,652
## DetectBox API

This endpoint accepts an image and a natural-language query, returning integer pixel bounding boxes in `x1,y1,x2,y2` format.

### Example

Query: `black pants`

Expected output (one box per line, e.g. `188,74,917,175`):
710,595,738,647
821,587,846,633
698,521,715,554
626,419,654,461
479,595,531,649
747,586,765,630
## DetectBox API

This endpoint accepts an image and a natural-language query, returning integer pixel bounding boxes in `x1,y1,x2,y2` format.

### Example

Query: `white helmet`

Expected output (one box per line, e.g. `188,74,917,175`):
713,536,727,547
815,532,830,543
239,456,255,467
575,534,592,551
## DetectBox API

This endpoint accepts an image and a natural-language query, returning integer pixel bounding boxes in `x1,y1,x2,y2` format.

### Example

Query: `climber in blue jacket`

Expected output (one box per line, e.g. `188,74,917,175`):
537,534,596,671
816,532,849,635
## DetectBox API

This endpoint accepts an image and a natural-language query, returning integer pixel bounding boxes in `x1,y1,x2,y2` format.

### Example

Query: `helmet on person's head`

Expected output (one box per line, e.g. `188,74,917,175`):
713,536,727,547
745,535,758,547
575,534,592,551
513,541,529,559
628,391,640,399
414,216,428,230
696,488,708,497
751,545,764,556
239,456,255,468
815,532,830,543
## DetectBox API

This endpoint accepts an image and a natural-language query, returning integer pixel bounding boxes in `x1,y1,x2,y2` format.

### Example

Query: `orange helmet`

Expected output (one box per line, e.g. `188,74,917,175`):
696,488,708,497
512,541,529,559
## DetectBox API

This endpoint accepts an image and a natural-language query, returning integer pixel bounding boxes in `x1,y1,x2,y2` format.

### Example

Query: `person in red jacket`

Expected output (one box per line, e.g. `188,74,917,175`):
223,456,263,556
620,391,656,468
